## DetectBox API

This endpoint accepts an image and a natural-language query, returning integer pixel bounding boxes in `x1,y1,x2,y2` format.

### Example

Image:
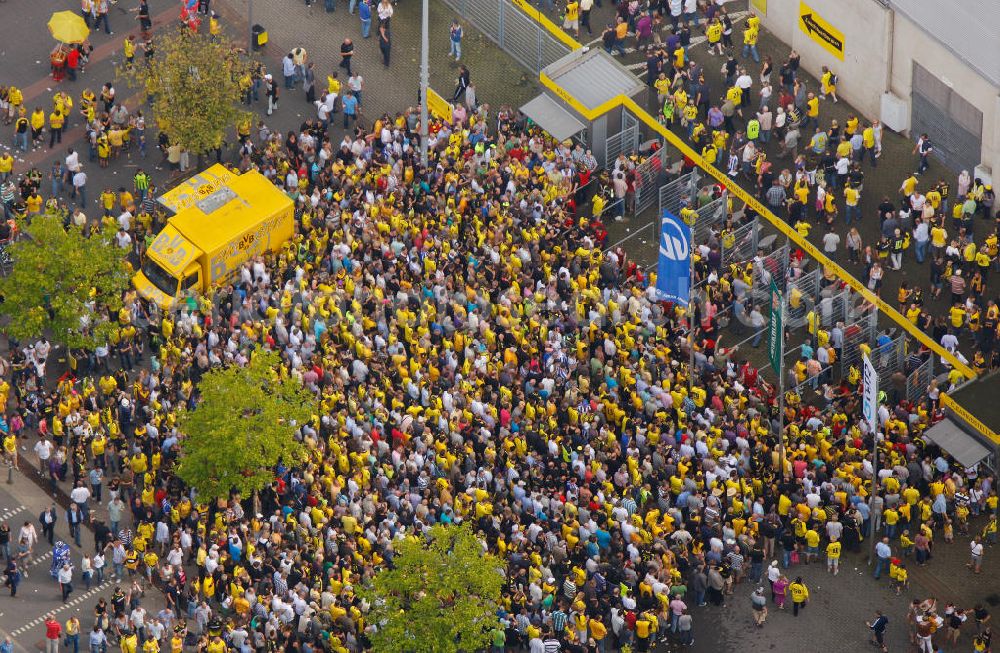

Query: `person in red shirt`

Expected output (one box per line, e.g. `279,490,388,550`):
44,615,62,653
66,48,79,82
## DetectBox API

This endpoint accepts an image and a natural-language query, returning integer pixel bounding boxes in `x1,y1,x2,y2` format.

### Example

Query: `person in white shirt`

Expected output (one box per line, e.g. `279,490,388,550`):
34,438,53,470
58,562,74,602
114,228,132,250
71,169,88,207
65,148,80,175
969,536,984,573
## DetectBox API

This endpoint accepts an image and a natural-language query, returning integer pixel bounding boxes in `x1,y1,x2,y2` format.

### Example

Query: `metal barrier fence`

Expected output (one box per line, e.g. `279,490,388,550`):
659,171,701,218
691,194,728,244
442,0,574,76
722,219,758,269
839,308,878,378
875,334,908,387
751,245,790,305
907,357,934,405
634,144,666,214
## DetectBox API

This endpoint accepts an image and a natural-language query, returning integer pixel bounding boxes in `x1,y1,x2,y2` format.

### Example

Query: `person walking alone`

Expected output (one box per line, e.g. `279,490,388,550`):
867,611,889,652
452,65,470,104
339,38,354,76
58,561,74,602
449,19,462,60
44,615,62,653
2,560,19,597
378,24,391,67
788,577,809,616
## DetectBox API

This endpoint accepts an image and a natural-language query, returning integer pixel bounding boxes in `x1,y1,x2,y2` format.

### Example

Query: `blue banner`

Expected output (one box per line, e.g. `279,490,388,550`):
656,210,691,306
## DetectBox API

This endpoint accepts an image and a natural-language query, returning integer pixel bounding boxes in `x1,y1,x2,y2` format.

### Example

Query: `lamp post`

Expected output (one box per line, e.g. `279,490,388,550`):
248,0,254,51
419,0,429,167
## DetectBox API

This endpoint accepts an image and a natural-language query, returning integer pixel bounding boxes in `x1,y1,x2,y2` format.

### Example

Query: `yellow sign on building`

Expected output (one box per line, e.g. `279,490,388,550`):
751,0,767,16
799,1,844,60
426,87,453,124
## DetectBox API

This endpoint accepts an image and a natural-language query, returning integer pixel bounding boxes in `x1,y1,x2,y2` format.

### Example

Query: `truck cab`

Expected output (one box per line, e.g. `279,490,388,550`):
134,224,204,309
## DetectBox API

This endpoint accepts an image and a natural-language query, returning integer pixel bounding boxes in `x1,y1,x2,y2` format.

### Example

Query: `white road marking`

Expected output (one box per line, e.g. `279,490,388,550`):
8,580,115,637
0,505,27,522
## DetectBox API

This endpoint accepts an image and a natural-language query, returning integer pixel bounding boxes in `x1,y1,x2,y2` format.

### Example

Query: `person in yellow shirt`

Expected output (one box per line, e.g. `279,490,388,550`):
205,636,226,653
788,577,809,616
30,107,45,145
826,538,841,575
884,506,900,538
209,12,223,38
25,191,43,216
742,18,759,63
0,152,13,182
706,18,723,55
820,66,839,102
48,110,65,148
803,93,819,130
123,35,137,68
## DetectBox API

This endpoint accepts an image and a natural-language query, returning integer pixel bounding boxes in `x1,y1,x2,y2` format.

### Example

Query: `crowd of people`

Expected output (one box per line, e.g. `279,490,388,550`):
623,6,1000,376
0,2,996,653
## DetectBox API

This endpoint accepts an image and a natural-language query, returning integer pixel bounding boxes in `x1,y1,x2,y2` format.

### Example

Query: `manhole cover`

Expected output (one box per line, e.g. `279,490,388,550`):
985,594,1000,607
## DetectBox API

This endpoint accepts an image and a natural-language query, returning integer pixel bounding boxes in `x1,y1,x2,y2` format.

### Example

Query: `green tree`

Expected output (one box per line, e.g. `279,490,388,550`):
176,348,313,502
363,523,504,653
0,208,130,349
119,27,252,155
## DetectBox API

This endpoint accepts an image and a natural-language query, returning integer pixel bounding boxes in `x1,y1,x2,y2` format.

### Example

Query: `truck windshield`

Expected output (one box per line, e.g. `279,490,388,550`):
141,259,179,296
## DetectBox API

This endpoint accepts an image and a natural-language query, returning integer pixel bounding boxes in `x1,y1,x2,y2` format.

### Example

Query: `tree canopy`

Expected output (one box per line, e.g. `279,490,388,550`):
120,27,252,155
0,208,130,349
363,523,504,653
175,348,314,502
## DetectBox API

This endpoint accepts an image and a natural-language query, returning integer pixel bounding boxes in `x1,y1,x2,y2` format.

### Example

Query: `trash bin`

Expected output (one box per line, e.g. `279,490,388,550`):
252,24,268,50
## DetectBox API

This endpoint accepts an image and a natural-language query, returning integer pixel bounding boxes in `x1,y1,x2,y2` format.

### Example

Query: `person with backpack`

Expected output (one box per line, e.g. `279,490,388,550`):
820,66,839,103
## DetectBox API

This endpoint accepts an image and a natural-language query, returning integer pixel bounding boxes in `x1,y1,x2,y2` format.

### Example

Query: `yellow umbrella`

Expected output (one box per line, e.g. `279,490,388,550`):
48,10,90,44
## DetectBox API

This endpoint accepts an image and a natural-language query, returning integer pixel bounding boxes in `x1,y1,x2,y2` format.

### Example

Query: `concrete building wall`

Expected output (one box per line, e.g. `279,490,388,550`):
749,0,890,120
890,11,999,182
751,0,999,180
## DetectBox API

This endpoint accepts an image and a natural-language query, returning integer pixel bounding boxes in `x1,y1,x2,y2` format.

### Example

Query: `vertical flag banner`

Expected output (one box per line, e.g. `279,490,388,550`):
862,353,878,433
768,279,782,375
656,210,691,306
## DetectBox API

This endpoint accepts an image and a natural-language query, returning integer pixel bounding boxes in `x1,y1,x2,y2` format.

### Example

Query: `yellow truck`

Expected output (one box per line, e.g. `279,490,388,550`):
133,164,295,309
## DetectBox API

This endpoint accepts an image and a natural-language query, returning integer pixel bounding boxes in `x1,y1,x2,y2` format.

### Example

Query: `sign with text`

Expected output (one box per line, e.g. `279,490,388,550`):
862,353,878,433
655,210,691,306
426,87,454,124
768,279,782,375
799,1,844,60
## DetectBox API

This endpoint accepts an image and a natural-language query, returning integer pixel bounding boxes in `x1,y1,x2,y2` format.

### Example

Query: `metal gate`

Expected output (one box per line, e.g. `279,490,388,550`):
606,124,640,167
910,62,983,174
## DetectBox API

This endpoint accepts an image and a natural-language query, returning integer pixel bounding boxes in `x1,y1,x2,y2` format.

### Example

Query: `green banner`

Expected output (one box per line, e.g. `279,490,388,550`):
768,279,782,375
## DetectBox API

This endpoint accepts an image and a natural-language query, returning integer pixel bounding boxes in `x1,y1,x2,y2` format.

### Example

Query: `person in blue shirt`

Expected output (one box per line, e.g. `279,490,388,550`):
449,20,463,60
341,93,358,129
358,0,372,38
